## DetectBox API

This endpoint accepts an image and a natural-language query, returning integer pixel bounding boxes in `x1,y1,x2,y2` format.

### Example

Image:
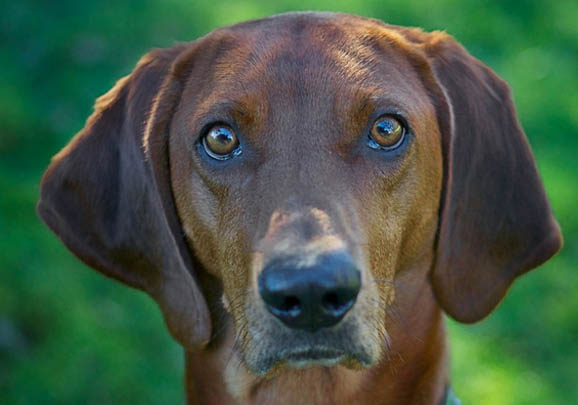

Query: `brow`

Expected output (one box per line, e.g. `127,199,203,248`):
193,95,264,134
346,88,410,119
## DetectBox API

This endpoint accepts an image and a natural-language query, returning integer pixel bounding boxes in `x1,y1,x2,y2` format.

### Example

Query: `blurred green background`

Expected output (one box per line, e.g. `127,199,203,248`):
1,0,577,403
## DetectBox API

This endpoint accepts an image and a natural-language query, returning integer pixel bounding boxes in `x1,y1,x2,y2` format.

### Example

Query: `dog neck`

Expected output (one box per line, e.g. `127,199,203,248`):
185,268,448,405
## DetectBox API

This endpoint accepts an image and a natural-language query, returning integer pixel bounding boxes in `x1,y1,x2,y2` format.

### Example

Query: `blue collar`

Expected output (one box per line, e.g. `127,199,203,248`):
443,387,461,405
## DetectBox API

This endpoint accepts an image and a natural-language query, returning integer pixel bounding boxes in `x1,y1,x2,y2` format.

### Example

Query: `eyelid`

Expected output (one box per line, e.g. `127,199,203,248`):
373,109,410,128
363,107,410,133
198,120,232,140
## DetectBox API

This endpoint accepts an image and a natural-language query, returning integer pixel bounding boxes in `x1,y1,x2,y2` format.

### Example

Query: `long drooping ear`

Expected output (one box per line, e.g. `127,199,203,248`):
413,32,563,322
37,44,211,349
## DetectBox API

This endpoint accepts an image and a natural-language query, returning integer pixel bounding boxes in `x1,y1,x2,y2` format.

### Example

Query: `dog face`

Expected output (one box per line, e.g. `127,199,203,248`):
169,15,443,373
38,12,561,380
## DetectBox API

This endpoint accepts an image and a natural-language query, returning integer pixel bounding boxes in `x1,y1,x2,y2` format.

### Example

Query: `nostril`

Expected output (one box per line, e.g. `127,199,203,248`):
321,290,355,315
276,295,301,317
322,292,340,311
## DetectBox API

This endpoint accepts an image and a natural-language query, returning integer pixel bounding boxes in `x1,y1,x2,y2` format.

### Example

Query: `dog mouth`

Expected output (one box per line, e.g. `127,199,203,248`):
247,341,373,375
284,348,346,368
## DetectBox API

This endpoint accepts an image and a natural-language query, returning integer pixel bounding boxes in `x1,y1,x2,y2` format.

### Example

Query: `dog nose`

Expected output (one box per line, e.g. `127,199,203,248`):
258,252,361,332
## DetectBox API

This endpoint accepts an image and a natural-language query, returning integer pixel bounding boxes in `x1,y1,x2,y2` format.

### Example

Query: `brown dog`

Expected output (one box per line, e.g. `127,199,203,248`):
38,12,562,405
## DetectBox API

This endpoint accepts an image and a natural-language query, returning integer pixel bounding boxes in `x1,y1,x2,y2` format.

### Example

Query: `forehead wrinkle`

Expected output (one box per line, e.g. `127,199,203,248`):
215,20,368,106
210,29,269,79
211,24,302,86
248,21,424,113
228,21,351,100
207,14,424,94
316,36,384,86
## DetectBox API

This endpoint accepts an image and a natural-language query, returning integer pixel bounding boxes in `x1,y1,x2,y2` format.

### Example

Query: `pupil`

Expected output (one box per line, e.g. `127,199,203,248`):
377,120,394,135
215,128,232,144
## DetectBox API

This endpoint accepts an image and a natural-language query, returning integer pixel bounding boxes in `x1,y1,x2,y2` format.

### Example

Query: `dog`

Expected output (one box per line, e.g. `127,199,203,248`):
38,11,562,405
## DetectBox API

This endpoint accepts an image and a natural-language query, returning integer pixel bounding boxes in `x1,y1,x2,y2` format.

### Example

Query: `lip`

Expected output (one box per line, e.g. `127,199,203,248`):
250,346,351,374
285,348,346,368
249,342,374,375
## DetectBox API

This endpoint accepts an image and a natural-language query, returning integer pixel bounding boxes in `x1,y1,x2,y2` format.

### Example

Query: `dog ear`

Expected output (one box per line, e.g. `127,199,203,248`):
37,44,211,349
410,31,563,322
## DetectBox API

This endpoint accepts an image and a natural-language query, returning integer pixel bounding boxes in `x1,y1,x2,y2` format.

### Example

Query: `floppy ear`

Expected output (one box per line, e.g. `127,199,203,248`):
417,33,563,322
37,44,211,349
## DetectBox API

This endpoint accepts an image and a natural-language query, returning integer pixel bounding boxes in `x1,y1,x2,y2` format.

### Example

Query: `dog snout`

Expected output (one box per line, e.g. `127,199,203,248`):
258,252,361,332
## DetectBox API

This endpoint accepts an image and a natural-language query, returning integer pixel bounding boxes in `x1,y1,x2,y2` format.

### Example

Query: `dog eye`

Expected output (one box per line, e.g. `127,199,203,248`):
202,124,241,160
368,115,406,150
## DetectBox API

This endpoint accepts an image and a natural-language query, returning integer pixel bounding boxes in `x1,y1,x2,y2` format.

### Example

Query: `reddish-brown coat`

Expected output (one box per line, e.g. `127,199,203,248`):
38,12,562,405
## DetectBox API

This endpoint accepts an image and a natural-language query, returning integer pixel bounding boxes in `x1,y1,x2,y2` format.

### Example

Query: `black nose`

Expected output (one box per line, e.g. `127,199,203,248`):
258,252,361,332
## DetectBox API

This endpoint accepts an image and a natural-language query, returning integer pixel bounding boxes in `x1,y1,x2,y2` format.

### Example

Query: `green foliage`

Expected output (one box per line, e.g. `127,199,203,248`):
1,0,576,403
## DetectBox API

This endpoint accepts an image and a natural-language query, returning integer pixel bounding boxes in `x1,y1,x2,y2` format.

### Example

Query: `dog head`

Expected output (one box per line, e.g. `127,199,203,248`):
38,12,561,376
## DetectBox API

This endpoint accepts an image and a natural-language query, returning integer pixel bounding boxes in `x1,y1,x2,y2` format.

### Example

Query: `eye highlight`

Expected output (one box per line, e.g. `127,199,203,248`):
367,115,407,151
202,124,242,160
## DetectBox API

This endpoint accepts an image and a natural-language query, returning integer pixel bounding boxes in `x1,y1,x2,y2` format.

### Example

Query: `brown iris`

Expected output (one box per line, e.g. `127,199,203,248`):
202,124,240,160
369,115,406,149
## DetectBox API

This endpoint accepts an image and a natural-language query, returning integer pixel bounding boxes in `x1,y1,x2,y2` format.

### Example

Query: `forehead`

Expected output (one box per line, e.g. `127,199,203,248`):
184,14,430,119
